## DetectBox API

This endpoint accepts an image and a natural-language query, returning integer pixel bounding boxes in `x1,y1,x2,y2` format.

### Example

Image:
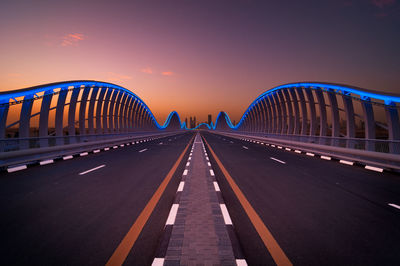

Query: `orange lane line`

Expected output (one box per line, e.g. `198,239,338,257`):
106,135,194,266
202,135,293,266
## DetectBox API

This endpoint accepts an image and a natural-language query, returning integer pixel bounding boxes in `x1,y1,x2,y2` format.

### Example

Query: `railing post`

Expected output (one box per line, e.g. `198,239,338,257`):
296,87,308,136
68,86,81,144
272,93,283,134
314,89,327,144
19,94,34,149
87,86,99,135
79,85,91,138
385,101,400,154
304,88,317,136
327,90,340,146
289,88,300,135
102,87,112,134
277,90,288,134
282,89,294,135
362,98,375,151
0,99,9,152
39,90,53,147
108,89,119,133
96,87,107,134
55,87,68,145
342,93,356,149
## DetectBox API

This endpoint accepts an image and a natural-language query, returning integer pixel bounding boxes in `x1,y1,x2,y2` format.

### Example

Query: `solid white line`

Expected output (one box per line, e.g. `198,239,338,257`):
93,149,100,153
365,165,384,172
79,164,106,175
270,157,286,164
63,155,73,160
166,204,179,225
139,148,148,153
186,162,190,167
7,165,27,173
295,150,301,153
210,169,215,176
183,169,188,176
220,204,233,225
321,156,331,160
80,152,88,156
104,147,110,151
306,152,315,157
388,203,400,210
242,146,249,150
151,258,165,266
236,259,248,266
285,148,291,151
177,181,185,192
40,159,54,165
207,162,211,167
340,160,354,166
213,181,220,191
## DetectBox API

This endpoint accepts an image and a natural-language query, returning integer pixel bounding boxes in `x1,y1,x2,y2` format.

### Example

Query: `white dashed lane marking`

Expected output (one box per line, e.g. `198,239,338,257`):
79,164,106,175
270,157,286,164
242,146,249,150
139,148,148,153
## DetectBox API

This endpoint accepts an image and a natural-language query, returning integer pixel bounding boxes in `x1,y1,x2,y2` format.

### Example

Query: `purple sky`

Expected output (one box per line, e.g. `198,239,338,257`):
1,0,399,124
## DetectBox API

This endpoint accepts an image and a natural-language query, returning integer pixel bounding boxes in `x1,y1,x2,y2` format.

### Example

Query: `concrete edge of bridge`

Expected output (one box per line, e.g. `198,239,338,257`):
212,131,400,173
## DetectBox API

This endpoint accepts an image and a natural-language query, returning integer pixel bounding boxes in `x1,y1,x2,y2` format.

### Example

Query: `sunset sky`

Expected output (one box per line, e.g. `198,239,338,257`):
1,0,399,124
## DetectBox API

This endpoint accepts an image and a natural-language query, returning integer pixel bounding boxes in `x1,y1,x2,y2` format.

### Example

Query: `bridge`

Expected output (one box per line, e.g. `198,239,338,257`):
1,81,399,265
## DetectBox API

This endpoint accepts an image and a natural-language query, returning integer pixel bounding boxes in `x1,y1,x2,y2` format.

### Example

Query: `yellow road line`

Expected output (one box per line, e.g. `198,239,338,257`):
106,135,194,266
202,135,292,266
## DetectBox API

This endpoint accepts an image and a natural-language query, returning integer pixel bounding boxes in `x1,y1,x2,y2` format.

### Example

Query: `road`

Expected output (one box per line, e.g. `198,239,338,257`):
202,131,400,265
0,132,194,265
1,130,400,265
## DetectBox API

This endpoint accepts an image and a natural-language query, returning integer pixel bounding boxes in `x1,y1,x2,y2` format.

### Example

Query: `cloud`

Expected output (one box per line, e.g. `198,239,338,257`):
371,0,395,8
107,72,132,82
161,71,174,76
141,67,153,74
61,33,85,47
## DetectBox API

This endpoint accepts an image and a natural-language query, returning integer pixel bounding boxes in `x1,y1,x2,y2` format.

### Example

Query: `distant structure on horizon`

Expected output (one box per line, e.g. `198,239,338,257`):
208,114,212,126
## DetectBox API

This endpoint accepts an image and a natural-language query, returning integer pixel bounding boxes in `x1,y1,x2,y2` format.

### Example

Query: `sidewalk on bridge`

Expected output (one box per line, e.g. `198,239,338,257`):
163,133,238,265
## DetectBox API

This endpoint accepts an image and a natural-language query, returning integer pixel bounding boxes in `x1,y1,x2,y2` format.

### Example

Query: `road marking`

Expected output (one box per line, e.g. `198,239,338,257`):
306,152,315,157
7,165,27,173
183,169,188,176
127,143,130,146
271,144,276,147
190,153,193,156
166,204,179,225
203,137,293,266
79,164,106,175
270,157,286,164
236,259,248,266
113,146,118,149
106,136,194,266
213,181,220,191
295,150,301,153
120,144,125,147
206,156,209,160
139,148,148,153
169,139,172,141
321,156,331,160
159,142,163,145
104,147,110,151
93,149,100,153
63,155,73,160
285,148,291,151
388,203,400,210
40,159,54,165
242,146,249,150
207,162,211,167
80,152,88,156
220,204,233,225
151,258,165,266
186,162,190,167
210,169,215,176
188,156,192,160
177,182,185,192
230,141,234,144
365,165,383,172
277,146,283,149
340,160,354,166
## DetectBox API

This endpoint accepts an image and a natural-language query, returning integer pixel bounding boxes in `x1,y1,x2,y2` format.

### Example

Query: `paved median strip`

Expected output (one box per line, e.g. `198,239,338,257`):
79,164,106,175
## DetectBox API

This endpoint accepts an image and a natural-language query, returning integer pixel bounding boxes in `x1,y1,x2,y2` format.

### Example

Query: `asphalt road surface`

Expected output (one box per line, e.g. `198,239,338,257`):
202,131,400,266
0,132,194,265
